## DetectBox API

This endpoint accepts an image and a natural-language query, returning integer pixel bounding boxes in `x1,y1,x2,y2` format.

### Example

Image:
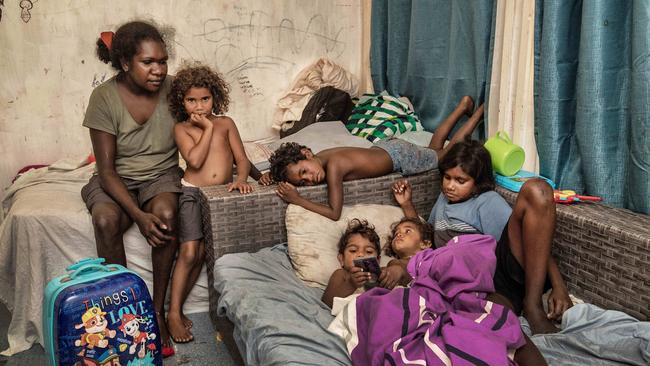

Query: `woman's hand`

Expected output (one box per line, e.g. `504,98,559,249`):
392,179,412,206
547,286,572,321
347,266,371,289
134,212,173,247
379,265,407,289
276,182,300,203
228,181,253,194
258,172,274,186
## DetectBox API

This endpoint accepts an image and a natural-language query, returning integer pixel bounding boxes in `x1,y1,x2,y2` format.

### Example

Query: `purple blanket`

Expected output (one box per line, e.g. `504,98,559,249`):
349,234,525,366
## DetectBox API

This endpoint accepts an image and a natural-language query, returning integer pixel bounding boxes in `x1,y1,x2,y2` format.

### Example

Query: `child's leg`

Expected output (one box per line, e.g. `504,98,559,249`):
487,293,547,366
168,240,202,342
428,96,474,151
507,179,559,334
179,240,206,329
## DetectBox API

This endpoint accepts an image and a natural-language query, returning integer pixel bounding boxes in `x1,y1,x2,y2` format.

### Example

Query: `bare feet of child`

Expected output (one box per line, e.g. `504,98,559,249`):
525,305,560,334
156,311,176,357
181,313,193,329
460,95,474,117
168,311,194,343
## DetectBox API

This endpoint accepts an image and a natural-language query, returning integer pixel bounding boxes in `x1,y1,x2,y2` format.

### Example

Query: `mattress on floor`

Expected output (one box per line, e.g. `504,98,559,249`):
213,244,351,366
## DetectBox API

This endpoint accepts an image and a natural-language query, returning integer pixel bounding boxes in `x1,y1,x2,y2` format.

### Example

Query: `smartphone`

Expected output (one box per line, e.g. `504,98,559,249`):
353,256,381,289
353,256,381,276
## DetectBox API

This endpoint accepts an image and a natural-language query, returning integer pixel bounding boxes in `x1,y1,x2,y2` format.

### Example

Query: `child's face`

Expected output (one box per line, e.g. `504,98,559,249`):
442,166,477,203
183,87,214,116
286,155,325,186
338,233,379,271
391,222,429,258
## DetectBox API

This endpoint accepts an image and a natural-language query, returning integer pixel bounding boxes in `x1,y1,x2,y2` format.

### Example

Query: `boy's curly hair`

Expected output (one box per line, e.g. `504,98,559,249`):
168,63,230,122
384,217,434,258
439,140,495,195
269,142,310,183
338,219,381,255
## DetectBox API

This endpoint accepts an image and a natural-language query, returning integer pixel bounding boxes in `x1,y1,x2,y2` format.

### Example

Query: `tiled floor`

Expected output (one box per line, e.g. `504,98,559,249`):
0,303,236,366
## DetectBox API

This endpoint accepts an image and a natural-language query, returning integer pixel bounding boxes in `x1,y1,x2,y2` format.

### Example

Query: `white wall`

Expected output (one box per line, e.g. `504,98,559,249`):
0,0,362,198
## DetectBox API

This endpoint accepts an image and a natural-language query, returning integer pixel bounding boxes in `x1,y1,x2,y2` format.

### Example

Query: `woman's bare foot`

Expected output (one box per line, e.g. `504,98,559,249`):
155,311,175,357
181,312,193,329
168,311,194,343
525,306,560,334
460,95,474,117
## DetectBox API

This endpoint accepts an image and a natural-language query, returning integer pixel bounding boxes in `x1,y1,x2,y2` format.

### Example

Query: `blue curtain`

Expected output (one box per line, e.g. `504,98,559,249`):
534,0,650,214
370,0,494,133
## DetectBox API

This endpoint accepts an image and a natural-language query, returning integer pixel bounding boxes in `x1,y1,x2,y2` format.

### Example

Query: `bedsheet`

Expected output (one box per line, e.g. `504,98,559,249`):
214,244,351,365
0,161,209,356
216,245,650,366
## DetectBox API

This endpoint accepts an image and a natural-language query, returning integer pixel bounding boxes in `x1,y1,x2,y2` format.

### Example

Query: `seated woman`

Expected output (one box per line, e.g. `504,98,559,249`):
80,20,179,356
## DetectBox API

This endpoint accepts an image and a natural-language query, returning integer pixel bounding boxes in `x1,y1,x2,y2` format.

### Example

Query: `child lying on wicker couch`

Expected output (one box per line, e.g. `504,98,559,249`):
261,96,484,221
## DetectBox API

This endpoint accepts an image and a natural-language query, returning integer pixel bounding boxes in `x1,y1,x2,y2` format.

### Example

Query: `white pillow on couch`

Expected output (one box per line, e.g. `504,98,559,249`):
285,203,404,288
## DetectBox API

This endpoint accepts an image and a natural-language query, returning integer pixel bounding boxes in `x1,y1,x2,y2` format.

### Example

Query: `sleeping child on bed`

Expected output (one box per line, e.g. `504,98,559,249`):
166,63,253,343
261,96,484,221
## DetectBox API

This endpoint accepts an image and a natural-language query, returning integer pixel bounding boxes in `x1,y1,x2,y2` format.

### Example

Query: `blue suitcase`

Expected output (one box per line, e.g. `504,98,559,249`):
43,258,162,366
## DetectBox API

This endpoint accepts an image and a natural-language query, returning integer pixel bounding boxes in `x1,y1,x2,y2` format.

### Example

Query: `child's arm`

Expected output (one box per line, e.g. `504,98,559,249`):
322,267,369,308
546,257,571,320
392,180,419,218
225,117,252,194
174,113,213,169
378,259,412,289
276,164,344,220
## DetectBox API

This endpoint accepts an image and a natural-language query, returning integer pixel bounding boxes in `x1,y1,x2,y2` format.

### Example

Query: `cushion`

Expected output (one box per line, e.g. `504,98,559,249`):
286,203,404,288
345,93,424,143
268,121,373,153
243,141,274,171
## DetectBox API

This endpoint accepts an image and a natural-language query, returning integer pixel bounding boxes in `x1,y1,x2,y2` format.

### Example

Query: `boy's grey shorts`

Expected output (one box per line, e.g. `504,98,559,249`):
178,186,204,244
373,138,438,175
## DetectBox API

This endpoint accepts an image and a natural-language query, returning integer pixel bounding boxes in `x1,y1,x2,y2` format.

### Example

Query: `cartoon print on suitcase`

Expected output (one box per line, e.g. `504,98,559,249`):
44,258,162,366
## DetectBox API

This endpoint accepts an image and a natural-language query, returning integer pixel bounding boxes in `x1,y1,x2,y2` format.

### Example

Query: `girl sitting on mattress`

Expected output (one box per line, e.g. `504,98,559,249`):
392,139,573,335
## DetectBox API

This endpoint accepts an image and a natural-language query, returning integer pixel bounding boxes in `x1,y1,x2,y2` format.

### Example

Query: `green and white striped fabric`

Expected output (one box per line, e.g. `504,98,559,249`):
345,94,423,142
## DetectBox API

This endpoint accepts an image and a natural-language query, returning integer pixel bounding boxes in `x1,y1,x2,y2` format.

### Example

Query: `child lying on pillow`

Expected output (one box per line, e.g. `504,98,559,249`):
322,219,381,308
261,96,484,220
322,217,435,308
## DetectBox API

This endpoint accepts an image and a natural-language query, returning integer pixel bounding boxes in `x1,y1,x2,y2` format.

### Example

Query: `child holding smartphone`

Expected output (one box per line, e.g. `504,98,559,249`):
322,219,381,308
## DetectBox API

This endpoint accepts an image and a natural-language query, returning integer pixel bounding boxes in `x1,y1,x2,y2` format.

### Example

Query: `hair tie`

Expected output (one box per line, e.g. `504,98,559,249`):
100,31,114,51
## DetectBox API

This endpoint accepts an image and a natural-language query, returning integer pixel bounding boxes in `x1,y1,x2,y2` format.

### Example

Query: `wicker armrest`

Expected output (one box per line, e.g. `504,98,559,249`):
497,187,650,320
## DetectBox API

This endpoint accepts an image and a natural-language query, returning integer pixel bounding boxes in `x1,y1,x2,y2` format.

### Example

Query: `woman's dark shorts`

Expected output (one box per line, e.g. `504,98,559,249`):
81,166,183,210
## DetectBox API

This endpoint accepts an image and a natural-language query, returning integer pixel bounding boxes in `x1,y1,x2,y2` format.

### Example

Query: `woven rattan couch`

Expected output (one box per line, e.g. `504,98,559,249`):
200,170,650,364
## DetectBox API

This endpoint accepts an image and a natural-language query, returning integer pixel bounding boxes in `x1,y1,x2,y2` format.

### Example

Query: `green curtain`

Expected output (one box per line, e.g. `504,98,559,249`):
534,0,650,214
370,0,494,133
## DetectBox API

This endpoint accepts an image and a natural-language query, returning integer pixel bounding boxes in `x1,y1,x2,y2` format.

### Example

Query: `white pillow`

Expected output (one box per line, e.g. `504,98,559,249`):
268,121,373,153
286,203,404,289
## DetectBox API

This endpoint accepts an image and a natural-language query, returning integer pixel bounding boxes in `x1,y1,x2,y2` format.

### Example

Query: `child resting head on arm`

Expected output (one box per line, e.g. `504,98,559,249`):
322,219,381,308
262,96,485,221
